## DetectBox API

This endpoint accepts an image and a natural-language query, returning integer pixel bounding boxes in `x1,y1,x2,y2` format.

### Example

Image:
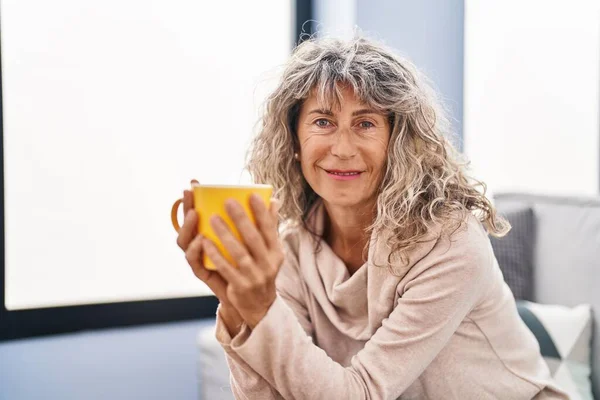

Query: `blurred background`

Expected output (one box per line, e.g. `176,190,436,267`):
0,0,598,399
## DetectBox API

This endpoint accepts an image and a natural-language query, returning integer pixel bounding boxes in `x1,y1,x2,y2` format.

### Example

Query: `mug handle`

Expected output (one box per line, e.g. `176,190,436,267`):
171,198,183,232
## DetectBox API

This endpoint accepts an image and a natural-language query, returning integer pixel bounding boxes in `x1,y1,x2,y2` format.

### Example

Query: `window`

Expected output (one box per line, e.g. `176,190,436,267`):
463,0,600,197
0,0,312,340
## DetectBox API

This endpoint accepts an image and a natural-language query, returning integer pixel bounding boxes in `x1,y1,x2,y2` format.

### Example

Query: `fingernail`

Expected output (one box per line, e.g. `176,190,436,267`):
210,214,221,227
250,193,261,205
225,199,237,211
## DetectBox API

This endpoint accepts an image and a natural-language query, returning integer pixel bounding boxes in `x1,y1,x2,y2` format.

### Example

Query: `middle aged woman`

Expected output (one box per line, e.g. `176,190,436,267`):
176,36,567,399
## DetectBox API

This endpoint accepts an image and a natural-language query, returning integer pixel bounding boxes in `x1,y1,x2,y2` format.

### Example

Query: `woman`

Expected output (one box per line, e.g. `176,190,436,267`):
176,37,567,399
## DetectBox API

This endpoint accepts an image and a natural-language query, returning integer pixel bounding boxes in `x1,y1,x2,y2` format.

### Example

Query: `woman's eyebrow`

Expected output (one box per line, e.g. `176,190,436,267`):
306,108,379,117
307,109,334,116
351,109,379,117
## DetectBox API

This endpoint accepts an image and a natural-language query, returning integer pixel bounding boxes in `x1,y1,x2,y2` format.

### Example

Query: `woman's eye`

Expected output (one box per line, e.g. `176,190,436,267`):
358,121,375,129
314,119,332,128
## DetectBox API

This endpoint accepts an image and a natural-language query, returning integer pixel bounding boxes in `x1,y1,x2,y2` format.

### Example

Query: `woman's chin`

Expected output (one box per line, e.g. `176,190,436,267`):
320,191,372,210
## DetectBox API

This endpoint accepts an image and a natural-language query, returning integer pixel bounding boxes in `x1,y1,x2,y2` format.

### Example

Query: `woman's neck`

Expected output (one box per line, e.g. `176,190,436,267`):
322,201,376,275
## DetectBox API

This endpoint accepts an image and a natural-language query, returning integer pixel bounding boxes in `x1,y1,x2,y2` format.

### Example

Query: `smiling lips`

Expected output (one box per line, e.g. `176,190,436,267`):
323,168,364,181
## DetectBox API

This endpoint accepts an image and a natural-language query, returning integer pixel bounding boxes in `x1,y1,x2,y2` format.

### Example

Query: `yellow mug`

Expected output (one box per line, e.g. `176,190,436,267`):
171,184,273,270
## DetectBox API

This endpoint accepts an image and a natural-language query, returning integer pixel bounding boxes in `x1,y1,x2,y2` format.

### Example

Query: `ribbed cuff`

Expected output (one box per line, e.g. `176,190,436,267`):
214,304,251,351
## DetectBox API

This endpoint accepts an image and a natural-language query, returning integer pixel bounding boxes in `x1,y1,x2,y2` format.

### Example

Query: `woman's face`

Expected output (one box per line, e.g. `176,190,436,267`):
296,85,391,209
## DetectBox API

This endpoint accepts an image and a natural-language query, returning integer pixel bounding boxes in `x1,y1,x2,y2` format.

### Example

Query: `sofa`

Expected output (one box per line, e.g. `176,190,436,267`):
196,192,600,399
492,192,599,399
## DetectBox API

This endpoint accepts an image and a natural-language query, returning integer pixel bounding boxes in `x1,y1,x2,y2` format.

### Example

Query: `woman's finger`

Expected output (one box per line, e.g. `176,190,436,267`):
202,238,247,288
176,210,199,250
183,179,199,215
200,269,230,304
183,190,193,216
250,195,280,250
224,199,269,263
210,214,258,272
185,236,229,299
185,234,206,278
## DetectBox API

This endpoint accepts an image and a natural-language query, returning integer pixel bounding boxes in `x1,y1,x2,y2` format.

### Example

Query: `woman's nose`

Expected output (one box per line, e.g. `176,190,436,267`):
330,129,357,159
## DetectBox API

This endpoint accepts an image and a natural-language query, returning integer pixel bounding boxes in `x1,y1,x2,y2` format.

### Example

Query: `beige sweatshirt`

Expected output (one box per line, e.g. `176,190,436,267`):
215,203,568,399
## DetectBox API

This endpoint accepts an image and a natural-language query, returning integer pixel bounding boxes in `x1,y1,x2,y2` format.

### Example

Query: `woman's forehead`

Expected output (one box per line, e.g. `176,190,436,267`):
304,85,371,110
302,90,386,116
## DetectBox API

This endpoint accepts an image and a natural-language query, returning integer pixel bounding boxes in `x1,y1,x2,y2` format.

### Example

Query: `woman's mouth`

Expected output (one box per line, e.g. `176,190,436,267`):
323,169,364,181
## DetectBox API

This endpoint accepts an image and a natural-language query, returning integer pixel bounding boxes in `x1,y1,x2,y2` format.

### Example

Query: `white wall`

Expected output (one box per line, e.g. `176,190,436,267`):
1,0,293,309
314,0,356,39
356,0,465,148
464,0,600,197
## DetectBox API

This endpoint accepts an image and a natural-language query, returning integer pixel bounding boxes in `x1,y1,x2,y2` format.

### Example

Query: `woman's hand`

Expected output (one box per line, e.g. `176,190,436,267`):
176,179,244,336
201,194,283,329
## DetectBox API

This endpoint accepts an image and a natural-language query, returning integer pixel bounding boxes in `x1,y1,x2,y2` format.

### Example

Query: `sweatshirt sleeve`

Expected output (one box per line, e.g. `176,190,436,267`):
226,222,494,399
214,308,285,400
274,238,314,337
213,235,314,400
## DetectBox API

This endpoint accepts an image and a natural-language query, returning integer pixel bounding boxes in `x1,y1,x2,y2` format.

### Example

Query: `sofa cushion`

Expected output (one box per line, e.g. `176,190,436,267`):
197,323,234,400
489,207,535,300
494,193,600,398
517,301,593,400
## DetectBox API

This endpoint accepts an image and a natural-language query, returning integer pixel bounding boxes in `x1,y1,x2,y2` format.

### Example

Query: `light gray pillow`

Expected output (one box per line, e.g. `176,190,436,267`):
517,301,594,400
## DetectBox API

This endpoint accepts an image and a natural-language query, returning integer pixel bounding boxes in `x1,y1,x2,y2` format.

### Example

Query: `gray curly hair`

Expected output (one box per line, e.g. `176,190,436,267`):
246,35,509,269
